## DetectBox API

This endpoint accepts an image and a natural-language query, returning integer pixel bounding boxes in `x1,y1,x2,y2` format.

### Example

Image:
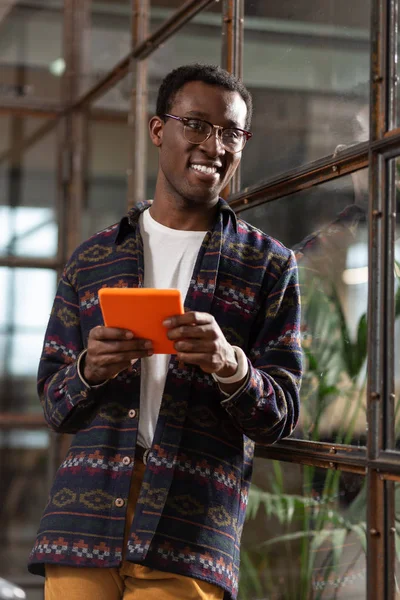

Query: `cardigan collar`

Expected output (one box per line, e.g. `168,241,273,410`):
114,197,237,245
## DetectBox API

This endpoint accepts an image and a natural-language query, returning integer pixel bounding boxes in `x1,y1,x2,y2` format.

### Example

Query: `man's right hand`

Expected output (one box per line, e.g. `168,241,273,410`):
83,326,153,385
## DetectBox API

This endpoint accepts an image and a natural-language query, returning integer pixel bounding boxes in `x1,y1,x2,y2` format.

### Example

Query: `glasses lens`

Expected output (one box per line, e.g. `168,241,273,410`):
221,129,246,153
183,118,247,152
183,119,211,144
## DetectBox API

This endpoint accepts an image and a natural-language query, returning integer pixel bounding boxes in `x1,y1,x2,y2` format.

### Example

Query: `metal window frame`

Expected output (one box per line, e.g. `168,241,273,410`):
0,0,400,597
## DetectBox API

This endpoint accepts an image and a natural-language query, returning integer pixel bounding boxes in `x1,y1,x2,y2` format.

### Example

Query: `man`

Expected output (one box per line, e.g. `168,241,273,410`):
28,64,302,600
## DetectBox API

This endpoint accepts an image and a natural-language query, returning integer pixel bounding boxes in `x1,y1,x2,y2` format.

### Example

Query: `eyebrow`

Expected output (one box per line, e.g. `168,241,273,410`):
185,110,241,128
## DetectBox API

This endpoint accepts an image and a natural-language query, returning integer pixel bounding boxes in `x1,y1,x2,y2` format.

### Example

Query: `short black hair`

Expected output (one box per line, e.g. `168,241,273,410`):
156,63,253,130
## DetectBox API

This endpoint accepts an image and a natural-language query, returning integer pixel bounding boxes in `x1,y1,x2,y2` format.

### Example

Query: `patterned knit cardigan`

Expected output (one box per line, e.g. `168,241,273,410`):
28,199,302,599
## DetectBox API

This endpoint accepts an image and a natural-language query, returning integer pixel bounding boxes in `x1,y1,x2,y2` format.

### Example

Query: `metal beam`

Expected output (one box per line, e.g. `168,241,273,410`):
60,0,91,258
256,439,367,474
222,0,243,79
381,4,398,598
0,256,60,269
228,142,370,212
366,0,391,596
0,0,18,25
0,109,127,169
0,102,60,118
0,414,46,429
256,439,400,480
0,119,58,167
388,0,398,130
127,0,149,207
221,0,243,196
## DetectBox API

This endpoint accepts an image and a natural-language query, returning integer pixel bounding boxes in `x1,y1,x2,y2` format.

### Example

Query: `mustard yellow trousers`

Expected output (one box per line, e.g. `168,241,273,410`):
45,459,224,600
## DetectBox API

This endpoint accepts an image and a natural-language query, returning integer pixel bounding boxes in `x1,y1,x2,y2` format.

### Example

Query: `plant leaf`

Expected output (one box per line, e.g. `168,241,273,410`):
258,530,315,548
239,549,264,597
351,523,367,553
310,529,331,554
355,313,368,372
331,528,348,570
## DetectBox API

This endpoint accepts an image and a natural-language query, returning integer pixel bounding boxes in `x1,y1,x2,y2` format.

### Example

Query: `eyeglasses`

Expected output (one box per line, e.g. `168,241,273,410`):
162,113,252,154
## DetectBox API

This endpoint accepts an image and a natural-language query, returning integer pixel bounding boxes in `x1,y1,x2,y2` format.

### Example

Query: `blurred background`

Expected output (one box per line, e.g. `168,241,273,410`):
0,1,399,598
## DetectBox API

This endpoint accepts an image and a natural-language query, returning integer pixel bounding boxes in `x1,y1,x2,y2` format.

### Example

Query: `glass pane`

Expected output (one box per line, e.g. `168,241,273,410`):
242,0,370,186
146,7,223,199
241,172,369,445
150,0,221,32
0,1,63,104
0,116,58,258
89,1,222,107
93,4,222,113
0,428,49,592
83,119,129,240
241,460,366,599
0,268,57,414
93,5,224,202
392,158,400,450
395,482,400,593
151,0,221,11
92,72,132,113
87,1,130,98
149,7,222,86
394,7,400,130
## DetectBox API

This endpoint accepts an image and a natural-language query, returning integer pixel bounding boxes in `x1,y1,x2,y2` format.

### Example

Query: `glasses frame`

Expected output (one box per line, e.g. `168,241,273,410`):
162,113,252,153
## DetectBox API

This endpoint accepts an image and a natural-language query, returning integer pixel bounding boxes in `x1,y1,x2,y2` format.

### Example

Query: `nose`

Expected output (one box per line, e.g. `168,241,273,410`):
199,127,226,158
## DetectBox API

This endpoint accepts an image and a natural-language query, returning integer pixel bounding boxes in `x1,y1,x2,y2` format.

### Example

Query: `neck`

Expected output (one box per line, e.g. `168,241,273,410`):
149,200,216,231
151,181,219,231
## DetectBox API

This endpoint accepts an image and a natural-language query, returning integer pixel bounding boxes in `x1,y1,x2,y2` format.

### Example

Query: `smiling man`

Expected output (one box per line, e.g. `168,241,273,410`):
29,64,302,600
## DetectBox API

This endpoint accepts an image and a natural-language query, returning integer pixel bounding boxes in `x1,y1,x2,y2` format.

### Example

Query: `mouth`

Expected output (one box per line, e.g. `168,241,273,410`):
188,162,222,184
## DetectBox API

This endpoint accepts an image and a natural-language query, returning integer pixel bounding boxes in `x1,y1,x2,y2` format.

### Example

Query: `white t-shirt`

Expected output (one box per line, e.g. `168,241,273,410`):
137,208,206,448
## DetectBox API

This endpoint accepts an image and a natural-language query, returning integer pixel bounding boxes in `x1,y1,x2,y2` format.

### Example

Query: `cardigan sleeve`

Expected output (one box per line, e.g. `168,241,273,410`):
37,265,107,434
221,250,303,444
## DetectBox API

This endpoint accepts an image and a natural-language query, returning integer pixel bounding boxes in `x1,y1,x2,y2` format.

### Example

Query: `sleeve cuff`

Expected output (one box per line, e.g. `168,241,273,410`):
77,349,110,389
212,346,249,384
217,373,250,400
212,346,249,400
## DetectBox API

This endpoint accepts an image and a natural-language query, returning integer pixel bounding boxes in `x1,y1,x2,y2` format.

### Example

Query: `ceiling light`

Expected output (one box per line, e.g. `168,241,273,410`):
49,58,66,76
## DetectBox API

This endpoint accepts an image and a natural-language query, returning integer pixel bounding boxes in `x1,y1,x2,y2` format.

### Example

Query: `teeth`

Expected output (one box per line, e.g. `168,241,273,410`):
191,164,217,175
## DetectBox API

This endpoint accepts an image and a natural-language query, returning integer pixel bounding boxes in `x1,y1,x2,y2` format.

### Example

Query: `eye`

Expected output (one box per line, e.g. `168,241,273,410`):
186,119,207,132
223,129,242,142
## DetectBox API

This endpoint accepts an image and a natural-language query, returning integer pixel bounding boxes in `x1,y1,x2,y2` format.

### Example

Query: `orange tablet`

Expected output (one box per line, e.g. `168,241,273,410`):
98,287,184,354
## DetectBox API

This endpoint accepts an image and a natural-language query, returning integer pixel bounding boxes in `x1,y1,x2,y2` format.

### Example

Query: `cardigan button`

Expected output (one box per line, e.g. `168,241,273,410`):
115,498,125,508
128,409,136,419
122,456,131,466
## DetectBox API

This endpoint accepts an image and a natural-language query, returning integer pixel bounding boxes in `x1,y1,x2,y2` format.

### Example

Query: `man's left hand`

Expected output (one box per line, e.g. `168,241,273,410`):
164,311,238,376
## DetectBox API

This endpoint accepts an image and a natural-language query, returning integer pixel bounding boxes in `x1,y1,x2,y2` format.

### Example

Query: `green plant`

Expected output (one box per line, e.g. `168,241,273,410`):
239,247,400,599
239,271,370,599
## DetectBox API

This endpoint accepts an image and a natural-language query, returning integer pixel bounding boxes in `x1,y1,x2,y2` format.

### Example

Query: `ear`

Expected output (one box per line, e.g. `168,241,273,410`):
149,116,164,148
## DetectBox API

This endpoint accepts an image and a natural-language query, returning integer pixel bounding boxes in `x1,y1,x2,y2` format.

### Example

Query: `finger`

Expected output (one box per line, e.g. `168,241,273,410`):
98,360,138,380
89,326,136,341
84,362,129,385
108,360,136,377
167,324,216,341
174,352,214,368
90,338,153,354
88,349,153,369
174,339,218,353
163,311,213,329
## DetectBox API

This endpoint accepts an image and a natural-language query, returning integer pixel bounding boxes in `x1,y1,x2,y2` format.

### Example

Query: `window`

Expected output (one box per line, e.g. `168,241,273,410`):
1,1,398,597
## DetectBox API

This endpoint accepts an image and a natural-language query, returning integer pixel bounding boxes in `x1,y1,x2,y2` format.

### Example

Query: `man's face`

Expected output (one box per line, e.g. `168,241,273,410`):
150,80,248,207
